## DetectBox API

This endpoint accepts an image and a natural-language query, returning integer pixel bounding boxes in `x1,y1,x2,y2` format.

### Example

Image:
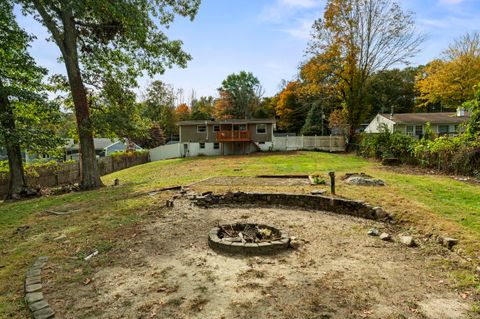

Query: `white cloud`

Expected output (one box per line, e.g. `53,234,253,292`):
280,0,321,8
282,18,315,39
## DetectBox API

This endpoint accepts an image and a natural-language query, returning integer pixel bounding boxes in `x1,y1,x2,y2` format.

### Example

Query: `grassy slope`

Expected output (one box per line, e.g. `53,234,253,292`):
1,151,479,317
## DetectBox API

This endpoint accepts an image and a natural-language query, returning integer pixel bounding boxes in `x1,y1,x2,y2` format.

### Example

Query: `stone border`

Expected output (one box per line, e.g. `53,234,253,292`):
208,223,290,255
193,191,392,222
25,256,55,319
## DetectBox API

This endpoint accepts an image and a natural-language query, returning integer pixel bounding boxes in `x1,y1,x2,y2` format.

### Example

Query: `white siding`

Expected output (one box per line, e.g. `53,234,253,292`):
364,114,395,133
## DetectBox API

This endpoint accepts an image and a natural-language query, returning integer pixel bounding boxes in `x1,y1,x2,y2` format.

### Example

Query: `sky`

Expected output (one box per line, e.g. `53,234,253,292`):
14,0,480,101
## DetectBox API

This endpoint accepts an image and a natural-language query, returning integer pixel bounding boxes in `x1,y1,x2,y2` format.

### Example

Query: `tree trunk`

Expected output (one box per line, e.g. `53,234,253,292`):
0,79,32,199
62,23,103,190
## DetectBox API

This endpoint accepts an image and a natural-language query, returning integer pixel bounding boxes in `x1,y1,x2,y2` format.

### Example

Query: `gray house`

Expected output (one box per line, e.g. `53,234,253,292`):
64,138,143,160
177,119,276,156
364,109,470,138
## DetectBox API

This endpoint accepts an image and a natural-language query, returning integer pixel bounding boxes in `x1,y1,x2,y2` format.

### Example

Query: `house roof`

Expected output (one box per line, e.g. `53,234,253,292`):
379,112,471,125
177,118,277,126
66,138,121,151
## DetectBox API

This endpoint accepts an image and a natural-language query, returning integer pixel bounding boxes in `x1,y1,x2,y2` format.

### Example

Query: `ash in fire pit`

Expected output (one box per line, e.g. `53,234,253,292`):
208,223,290,255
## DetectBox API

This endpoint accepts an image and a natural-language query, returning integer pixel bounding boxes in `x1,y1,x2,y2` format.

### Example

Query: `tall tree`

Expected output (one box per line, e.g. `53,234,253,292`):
18,0,200,190
218,71,263,119
176,103,191,121
308,0,423,137
142,80,178,138
366,67,417,116
191,96,215,120
275,81,307,133
0,0,62,199
416,32,480,110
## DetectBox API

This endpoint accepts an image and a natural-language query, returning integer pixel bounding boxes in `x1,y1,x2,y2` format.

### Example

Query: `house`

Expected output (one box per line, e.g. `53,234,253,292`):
64,138,143,160
177,119,276,156
364,108,470,138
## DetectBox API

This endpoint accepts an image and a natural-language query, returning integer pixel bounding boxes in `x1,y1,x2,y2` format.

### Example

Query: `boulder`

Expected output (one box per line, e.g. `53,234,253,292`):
379,233,391,241
399,236,416,247
345,176,385,186
367,228,380,236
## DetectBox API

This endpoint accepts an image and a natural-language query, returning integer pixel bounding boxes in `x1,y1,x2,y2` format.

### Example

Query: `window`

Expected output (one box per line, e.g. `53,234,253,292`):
199,142,205,149
438,125,449,134
213,143,220,149
197,125,206,133
213,125,220,132
406,125,414,136
415,125,423,137
256,124,267,134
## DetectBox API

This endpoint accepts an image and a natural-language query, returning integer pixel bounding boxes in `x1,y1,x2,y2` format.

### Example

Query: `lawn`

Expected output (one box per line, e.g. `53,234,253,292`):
1,151,479,317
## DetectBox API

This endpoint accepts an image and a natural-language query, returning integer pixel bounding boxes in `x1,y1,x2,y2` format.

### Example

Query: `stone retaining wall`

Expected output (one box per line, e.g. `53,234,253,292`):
193,191,391,221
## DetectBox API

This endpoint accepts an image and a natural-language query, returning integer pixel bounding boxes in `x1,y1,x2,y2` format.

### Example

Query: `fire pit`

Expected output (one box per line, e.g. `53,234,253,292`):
208,223,290,255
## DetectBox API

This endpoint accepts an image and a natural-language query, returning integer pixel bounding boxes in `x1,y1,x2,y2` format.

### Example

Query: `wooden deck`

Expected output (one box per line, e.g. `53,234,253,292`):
216,130,251,142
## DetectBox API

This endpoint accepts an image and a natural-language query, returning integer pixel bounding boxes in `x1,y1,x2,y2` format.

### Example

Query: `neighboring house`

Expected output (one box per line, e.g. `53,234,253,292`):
364,108,470,138
65,138,143,160
177,119,276,156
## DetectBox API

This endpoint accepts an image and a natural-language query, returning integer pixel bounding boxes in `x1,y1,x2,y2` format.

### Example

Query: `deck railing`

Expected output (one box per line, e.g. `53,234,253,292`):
216,130,250,142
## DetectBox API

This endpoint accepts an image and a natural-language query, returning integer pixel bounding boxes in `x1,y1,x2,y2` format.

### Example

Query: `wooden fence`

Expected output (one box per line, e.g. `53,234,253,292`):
0,153,149,197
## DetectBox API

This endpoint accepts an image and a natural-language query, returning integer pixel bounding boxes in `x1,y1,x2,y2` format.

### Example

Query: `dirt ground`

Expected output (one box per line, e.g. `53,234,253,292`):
45,196,474,319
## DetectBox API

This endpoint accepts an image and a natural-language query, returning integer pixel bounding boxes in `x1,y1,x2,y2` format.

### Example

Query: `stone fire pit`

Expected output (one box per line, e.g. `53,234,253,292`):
208,223,290,255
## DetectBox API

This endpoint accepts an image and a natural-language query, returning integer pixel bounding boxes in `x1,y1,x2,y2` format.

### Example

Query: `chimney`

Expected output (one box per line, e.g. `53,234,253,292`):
457,107,465,117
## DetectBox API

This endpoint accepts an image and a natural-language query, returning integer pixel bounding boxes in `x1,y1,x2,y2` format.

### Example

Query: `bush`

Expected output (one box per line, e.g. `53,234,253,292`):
359,126,416,162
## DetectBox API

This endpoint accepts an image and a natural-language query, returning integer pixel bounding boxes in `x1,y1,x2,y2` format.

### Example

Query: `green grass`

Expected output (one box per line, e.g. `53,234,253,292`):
1,151,479,317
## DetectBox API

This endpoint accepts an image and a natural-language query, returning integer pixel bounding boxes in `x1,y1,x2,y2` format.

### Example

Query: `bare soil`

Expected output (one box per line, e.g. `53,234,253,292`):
45,198,473,319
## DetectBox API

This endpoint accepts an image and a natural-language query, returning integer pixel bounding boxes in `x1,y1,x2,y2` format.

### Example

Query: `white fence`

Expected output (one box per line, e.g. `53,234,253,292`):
149,136,346,162
272,136,346,152
149,143,182,161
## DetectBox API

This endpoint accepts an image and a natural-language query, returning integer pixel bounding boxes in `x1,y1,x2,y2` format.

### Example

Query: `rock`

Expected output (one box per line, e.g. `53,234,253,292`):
345,176,385,186
25,292,43,304
367,228,380,236
400,236,416,247
25,283,42,293
379,233,391,241
437,236,459,249
373,207,387,219
28,300,49,312
33,306,55,319
311,189,327,195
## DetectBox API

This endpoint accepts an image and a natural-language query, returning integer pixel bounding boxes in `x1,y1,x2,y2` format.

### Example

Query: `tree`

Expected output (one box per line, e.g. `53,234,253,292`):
218,71,263,119
191,96,215,120
142,80,178,139
308,0,423,137
416,32,480,110
301,102,325,135
92,77,151,144
18,0,200,190
0,1,62,199
176,103,191,121
366,67,417,115
275,81,307,133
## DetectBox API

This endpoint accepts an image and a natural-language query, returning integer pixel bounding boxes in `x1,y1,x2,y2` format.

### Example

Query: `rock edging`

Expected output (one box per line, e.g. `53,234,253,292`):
25,256,55,319
208,224,290,255
192,191,393,222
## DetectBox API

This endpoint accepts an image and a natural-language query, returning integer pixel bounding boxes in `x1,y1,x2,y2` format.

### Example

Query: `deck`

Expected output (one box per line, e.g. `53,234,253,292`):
216,130,250,142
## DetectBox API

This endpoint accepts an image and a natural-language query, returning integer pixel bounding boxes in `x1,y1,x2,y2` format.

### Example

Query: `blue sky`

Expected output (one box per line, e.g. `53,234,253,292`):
15,0,480,101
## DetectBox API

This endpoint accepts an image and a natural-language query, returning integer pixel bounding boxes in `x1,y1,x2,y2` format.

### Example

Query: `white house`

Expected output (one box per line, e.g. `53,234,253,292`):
364,109,470,138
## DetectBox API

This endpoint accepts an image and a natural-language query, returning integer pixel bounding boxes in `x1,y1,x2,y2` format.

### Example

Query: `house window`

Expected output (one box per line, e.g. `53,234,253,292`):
199,142,205,149
197,125,206,133
415,125,423,137
213,125,220,132
406,125,414,136
256,124,267,134
438,125,449,134
213,143,219,149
